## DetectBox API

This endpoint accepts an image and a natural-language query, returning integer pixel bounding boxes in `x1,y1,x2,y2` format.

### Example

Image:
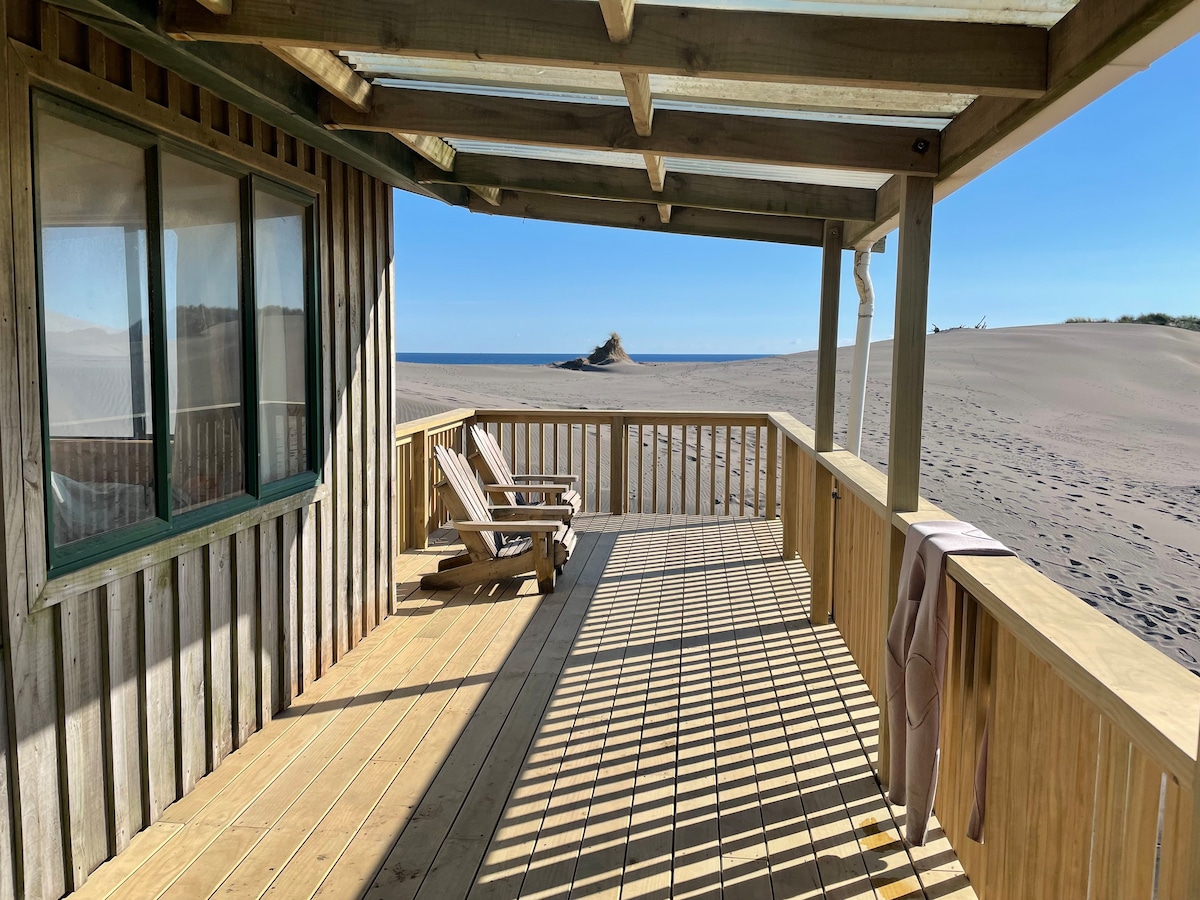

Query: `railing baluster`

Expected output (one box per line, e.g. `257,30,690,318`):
581,423,589,512
694,424,702,516
739,425,747,516
766,425,778,521
754,425,763,517
650,424,658,514
635,423,643,514
594,423,602,512
709,425,717,516
666,424,674,515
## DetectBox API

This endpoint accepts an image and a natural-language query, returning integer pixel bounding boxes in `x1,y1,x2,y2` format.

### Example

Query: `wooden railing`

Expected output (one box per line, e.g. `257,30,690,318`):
395,408,473,552
396,409,781,552
771,411,1200,900
474,410,777,517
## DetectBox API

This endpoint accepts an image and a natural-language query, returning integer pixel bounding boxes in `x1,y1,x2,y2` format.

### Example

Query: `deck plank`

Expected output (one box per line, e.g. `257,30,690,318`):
64,517,976,900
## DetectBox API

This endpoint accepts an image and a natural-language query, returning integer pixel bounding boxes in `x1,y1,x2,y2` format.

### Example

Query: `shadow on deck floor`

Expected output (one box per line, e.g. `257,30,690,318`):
68,515,974,900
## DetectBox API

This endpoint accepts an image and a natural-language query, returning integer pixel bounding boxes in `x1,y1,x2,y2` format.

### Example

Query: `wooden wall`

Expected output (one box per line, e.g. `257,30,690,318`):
0,3,397,897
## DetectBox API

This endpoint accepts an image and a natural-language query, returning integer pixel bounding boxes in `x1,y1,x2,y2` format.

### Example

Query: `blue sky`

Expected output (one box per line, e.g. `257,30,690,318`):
393,35,1199,356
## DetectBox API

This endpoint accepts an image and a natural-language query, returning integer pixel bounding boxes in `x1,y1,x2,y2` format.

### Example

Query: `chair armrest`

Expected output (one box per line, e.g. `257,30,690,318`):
454,520,560,533
511,473,579,486
489,506,574,520
482,483,566,495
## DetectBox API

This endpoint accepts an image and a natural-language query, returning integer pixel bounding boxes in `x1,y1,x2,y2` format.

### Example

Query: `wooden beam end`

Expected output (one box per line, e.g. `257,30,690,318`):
469,185,504,207
194,0,233,14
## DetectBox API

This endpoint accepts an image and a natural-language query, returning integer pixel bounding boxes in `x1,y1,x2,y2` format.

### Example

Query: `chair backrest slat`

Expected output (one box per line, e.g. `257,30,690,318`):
434,444,498,559
470,424,519,506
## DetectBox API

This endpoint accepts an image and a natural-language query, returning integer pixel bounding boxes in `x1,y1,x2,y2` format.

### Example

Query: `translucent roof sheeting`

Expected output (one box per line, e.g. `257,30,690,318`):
444,141,892,189
341,55,971,121
445,142,650,170
573,0,1075,26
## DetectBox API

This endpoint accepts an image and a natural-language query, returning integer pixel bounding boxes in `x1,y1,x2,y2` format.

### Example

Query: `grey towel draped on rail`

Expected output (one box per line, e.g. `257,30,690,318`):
885,519,1015,846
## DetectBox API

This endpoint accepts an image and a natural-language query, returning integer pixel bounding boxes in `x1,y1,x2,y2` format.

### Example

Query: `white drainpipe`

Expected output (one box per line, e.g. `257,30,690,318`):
847,248,875,457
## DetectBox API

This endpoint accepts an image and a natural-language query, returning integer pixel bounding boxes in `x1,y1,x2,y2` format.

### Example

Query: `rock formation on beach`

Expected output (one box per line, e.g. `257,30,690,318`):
554,331,636,370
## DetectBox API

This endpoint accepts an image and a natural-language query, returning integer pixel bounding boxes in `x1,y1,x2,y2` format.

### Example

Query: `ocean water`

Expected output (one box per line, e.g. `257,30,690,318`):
396,352,770,365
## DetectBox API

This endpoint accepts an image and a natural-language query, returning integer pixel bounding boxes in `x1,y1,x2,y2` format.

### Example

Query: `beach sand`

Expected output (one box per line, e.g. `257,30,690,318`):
397,323,1200,671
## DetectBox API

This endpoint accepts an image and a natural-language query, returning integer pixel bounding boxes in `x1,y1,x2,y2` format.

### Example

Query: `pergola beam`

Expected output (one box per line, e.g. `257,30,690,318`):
414,155,878,222
167,0,1048,98
323,89,940,176
466,192,868,247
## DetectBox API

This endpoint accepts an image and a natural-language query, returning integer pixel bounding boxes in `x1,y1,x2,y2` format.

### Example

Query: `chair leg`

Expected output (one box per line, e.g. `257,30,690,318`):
534,533,556,593
437,552,473,572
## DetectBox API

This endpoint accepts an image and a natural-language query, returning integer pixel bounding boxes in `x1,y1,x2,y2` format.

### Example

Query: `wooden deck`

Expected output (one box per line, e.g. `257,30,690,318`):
68,515,973,900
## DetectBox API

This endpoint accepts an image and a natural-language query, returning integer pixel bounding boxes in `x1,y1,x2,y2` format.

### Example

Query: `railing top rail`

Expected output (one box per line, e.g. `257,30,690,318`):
948,553,1200,786
395,408,475,440
474,409,773,426
767,412,816,451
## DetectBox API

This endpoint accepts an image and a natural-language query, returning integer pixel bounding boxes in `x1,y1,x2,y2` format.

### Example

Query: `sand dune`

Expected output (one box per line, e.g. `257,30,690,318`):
397,323,1200,671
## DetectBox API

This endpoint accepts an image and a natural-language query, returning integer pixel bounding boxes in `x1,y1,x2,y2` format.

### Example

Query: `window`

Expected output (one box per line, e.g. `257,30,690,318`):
34,95,320,572
163,152,246,512
253,189,311,484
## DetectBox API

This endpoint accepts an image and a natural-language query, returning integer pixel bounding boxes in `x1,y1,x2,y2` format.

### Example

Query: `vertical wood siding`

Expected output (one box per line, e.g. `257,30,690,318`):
0,3,397,895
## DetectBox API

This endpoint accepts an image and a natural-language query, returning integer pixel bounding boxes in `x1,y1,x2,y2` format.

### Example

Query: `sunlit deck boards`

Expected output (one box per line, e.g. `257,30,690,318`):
67,515,972,900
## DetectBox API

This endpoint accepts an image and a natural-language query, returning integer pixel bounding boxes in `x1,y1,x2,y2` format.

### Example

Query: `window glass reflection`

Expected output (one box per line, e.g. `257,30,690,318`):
163,153,246,511
254,190,309,483
37,110,156,545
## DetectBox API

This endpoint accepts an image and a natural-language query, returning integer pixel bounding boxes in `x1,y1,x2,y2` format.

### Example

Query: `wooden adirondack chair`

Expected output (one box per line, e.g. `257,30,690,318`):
468,423,583,514
421,445,577,593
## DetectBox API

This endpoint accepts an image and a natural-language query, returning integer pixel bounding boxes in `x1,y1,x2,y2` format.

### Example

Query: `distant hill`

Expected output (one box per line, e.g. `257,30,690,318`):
1065,312,1200,331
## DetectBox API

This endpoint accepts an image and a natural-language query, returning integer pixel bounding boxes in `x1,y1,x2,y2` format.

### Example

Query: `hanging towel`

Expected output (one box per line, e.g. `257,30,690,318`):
885,519,1014,845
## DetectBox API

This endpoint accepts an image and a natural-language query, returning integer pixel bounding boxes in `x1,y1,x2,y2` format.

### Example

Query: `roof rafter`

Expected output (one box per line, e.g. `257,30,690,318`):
466,191,866,247
323,89,941,176
598,0,635,44
267,46,505,206
595,0,665,196
642,153,665,192
269,46,372,112
393,132,456,172
414,155,878,222
167,0,1049,98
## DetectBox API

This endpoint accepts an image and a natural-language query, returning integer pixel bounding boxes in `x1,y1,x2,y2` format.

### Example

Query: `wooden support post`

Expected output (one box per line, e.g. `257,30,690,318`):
411,429,428,549
1189,728,1200,898
879,174,935,786
764,425,778,520
782,440,799,560
609,415,626,514
810,219,842,625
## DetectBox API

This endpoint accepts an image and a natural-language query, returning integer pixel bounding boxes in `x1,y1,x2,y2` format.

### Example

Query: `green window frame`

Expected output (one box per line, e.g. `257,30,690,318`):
32,91,322,575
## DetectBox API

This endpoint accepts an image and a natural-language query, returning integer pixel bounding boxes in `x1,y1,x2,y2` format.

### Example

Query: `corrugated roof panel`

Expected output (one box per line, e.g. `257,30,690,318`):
648,75,972,118
445,141,650,170
444,140,892,189
342,54,972,120
344,55,624,93
575,0,1076,26
663,158,890,189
